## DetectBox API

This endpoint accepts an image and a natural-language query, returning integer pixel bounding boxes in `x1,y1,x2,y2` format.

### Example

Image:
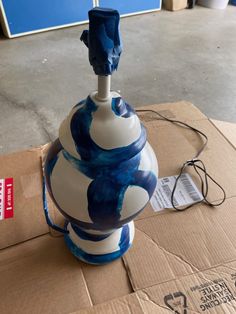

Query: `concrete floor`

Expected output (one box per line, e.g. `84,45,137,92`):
0,6,236,154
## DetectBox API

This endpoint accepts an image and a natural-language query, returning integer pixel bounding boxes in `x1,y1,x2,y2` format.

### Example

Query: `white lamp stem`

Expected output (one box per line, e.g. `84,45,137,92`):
97,75,111,101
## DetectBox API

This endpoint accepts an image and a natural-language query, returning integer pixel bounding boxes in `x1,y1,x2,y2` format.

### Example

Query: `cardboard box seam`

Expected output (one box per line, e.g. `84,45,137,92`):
136,289,173,313
209,119,236,150
122,257,137,293
73,292,147,314
0,232,50,252
123,218,236,292
134,293,147,314
136,226,198,271
113,293,146,314
121,258,135,293
81,268,94,307
126,256,236,293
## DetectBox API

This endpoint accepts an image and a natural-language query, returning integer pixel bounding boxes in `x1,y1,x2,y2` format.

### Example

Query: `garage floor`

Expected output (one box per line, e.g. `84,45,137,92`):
0,6,236,154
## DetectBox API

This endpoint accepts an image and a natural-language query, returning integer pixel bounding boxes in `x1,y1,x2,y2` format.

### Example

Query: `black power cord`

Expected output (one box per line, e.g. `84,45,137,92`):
136,109,226,211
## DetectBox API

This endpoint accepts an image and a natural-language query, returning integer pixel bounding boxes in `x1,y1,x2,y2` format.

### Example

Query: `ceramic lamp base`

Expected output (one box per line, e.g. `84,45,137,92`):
64,221,135,265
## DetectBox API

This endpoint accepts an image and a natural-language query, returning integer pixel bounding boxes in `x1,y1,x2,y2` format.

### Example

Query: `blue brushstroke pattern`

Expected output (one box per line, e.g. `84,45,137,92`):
86,154,156,225
62,148,156,227
64,222,130,265
80,8,122,76
111,97,135,118
68,95,157,227
46,95,157,230
70,96,147,165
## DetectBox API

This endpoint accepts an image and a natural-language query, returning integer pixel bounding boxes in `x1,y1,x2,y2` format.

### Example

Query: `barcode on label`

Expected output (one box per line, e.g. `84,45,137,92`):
179,173,202,202
150,173,203,212
162,184,179,207
162,178,170,183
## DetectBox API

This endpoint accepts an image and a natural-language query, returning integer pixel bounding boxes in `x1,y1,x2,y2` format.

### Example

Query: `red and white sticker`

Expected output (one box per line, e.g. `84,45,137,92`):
0,178,14,220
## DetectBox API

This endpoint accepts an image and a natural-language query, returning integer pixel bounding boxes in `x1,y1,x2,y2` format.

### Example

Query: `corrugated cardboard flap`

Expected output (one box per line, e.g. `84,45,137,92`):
124,198,236,290
1,101,236,313
77,259,236,313
211,119,236,149
0,148,49,249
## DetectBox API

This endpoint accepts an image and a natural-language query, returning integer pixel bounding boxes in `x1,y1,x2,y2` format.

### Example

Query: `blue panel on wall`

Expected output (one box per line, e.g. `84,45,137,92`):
2,0,93,35
98,0,161,15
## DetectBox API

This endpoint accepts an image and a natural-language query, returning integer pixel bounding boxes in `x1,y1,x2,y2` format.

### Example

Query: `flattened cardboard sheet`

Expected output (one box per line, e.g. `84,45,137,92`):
0,148,49,249
1,102,236,314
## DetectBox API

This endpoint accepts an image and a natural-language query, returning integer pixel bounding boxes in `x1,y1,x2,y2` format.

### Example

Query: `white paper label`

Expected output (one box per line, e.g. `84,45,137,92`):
150,173,203,212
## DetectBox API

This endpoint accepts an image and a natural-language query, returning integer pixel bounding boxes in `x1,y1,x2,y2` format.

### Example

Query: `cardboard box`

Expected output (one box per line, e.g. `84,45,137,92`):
1,102,236,313
164,0,188,11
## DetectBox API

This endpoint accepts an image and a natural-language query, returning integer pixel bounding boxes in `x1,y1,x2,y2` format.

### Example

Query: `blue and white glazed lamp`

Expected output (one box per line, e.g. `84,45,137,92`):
44,8,158,265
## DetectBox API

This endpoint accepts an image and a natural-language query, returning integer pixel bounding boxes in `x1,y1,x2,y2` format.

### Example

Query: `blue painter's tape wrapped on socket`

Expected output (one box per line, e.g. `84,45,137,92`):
80,7,122,76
